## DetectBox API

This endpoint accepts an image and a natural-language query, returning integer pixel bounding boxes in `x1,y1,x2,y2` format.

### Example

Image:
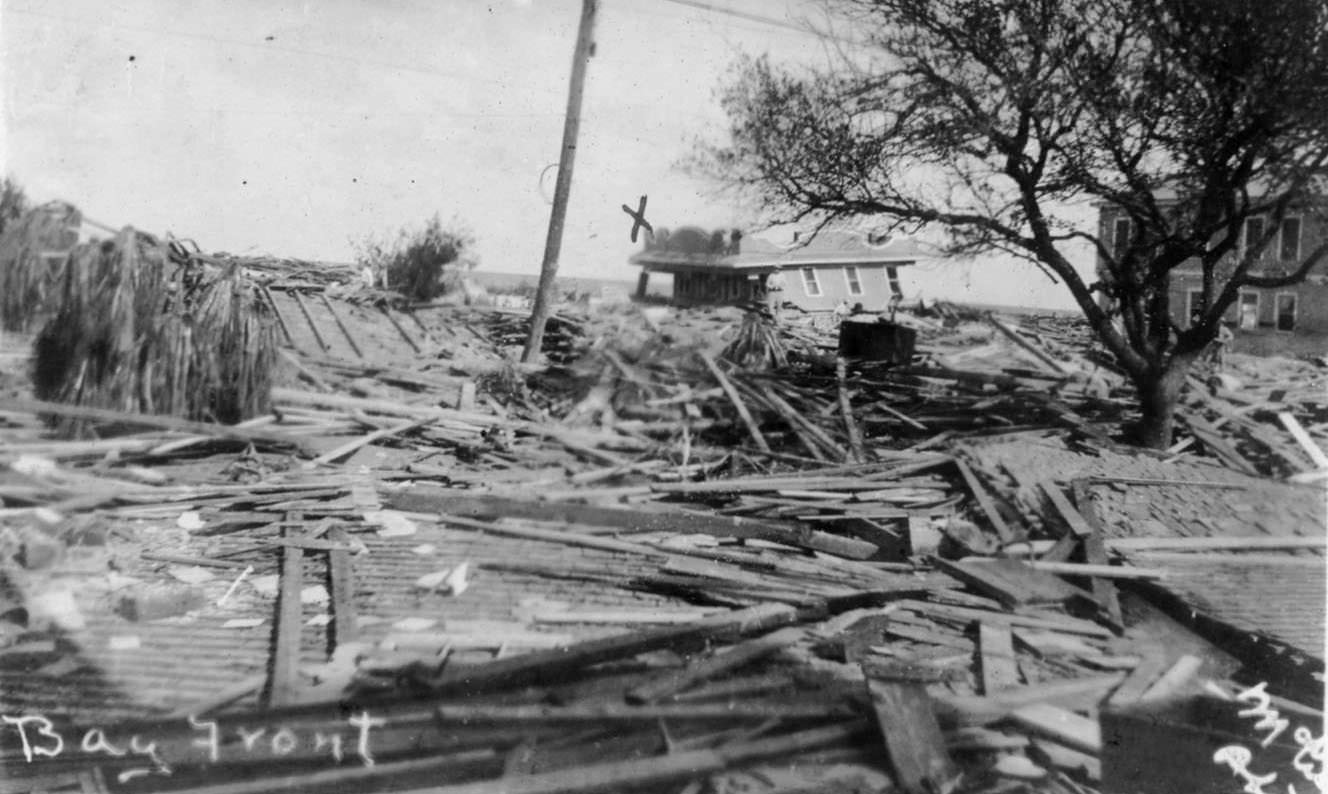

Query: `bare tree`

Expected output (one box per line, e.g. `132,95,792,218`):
697,0,1328,447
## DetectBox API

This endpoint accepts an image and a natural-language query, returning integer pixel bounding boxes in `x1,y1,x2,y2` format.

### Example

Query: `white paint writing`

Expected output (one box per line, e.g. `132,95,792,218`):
1,715,64,762
1,709,383,783
236,725,266,752
270,728,298,756
314,731,344,763
1213,745,1278,794
80,729,126,758
1211,682,1327,794
188,716,219,763
1236,682,1291,748
348,710,385,767
1292,727,1326,792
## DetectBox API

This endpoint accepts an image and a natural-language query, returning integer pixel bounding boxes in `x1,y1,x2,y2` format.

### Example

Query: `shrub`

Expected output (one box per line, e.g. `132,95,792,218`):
354,215,476,302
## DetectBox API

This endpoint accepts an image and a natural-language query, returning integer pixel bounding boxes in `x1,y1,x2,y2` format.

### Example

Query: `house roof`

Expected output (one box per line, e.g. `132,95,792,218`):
629,226,922,273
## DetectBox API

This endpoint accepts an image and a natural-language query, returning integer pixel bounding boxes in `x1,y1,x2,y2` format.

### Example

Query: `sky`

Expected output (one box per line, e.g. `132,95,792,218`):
1,0,1095,310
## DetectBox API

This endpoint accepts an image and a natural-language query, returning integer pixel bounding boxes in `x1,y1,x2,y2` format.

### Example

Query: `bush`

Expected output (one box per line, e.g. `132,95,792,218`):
354,215,476,302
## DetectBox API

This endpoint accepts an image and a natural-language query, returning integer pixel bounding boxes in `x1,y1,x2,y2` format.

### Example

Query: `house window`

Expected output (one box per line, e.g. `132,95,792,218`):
843,266,863,296
1237,291,1260,329
1280,217,1301,261
1186,289,1204,327
801,267,822,297
886,266,903,297
1241,217,1266,260
1276,293,1297,331
1112,217,1132,260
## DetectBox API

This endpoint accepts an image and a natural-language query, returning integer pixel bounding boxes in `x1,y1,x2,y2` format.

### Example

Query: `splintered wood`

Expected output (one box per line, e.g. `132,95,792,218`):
0,295,1321,794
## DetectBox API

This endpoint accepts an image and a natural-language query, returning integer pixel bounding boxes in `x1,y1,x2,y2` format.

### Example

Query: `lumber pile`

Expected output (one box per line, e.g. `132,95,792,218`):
0,248,1324,794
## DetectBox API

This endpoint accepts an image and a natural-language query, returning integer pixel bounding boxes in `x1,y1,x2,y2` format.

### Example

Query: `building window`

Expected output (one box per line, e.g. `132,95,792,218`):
886,266,903,297
1237,291,1260,329
1112,217,1131,260
1241,216,1266,260
1186,289,1204,328
801,267,822,297
843,266,863,296
1280,217,1301,261
1276,293,1297,331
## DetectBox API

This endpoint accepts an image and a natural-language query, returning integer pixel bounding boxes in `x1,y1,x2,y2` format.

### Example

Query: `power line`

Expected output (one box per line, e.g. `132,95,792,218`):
654,0,871,46
656,0,815,35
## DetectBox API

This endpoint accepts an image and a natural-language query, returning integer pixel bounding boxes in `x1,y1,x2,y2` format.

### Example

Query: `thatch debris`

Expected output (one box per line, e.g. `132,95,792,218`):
0,201,82,331
721,308,788,370
31,227,277,430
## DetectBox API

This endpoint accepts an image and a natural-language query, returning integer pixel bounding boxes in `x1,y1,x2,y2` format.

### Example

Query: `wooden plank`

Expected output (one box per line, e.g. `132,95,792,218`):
1039,532,1080,563
933,674,1127,728
836,357,867,462
267,522,304,707
259,285,298,348
626,626,804,703
379,304,423,355
1009,703,1101,754
978,623,1020,695
390,490,879,560
893,599,1113,638
433,699,853,723
1025,561,1167,580
1040,482,1093,538
316,291,364,358
1278,411,1328,470
930,556,1081,609
884,622,973,650
427,602,800,695
698,351,771,454
289,288,331,352
408,721,868,794
953,459,1013,542
310,417,428,466
862,673,957,794
1008,534,1327,555
988,317,1071,375
327,527,358,649
4,398,310,453
1071,481,1123,629
1139,654,1203,702
436,512,667,559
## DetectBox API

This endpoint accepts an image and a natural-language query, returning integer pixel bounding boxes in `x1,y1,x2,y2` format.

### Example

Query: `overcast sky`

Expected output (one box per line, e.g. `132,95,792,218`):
2,0,1093,309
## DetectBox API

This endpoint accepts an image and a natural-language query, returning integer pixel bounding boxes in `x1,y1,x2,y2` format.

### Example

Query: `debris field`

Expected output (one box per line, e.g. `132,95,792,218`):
0,232,1324,794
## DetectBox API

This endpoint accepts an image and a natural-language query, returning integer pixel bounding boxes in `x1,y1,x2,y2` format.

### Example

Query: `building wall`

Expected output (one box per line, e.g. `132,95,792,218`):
1098,204,1328,342
780,263,899,313
1168,271,1328,340
669,270,763,306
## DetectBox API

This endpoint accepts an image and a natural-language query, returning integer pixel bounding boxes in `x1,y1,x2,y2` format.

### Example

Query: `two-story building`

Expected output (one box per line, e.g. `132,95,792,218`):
628,226,920,312
1097,197,1328,354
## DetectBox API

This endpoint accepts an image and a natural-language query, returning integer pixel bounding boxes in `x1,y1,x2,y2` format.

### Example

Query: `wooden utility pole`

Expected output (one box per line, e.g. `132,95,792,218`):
522,0,597,363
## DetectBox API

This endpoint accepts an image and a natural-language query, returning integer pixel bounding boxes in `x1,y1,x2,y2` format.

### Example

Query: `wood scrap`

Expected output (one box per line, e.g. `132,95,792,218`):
427,602,800,695
626,626,804,703
862,672,957,794
290,288,331,352
267,522,305,707
929,556,1084,609
978,623,1020,694
1008,702,1101,755
698,351,771,454
953,459,1014,542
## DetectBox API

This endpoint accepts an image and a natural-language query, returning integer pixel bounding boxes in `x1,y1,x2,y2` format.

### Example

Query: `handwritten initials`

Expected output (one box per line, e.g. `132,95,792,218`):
1236,682,1291,748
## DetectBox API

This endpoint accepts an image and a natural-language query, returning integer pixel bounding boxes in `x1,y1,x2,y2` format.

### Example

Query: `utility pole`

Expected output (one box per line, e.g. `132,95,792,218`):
522,0,597,363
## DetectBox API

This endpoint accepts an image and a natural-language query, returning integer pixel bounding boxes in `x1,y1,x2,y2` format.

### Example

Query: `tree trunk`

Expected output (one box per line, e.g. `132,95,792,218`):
1130,354,1198,449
